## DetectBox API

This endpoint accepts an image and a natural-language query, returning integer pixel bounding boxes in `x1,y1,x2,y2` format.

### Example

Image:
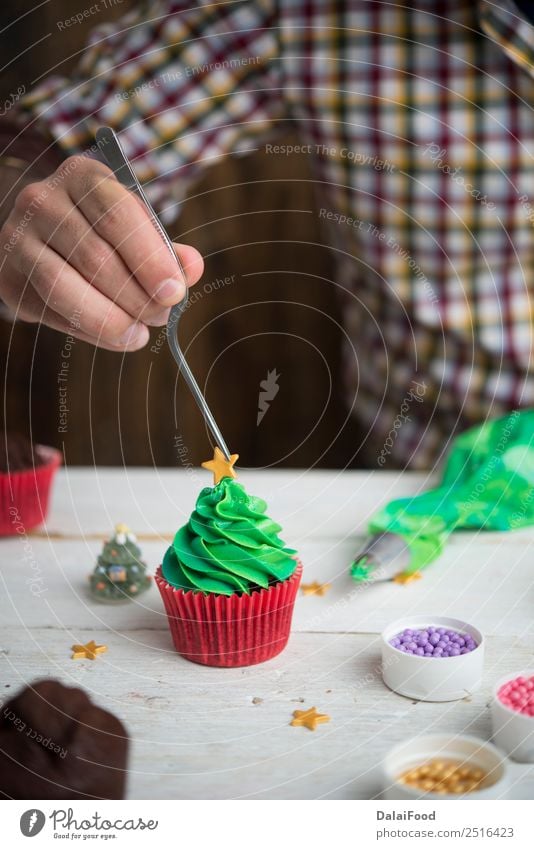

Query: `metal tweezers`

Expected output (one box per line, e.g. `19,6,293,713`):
95,126,231,460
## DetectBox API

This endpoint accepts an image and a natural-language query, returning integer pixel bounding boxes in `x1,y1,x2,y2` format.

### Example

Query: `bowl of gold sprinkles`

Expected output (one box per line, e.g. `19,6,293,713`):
382,734,510,800
398,758,487,794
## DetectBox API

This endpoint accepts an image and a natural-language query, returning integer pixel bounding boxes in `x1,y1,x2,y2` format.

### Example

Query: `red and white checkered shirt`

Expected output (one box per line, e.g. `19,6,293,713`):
15,0,534,468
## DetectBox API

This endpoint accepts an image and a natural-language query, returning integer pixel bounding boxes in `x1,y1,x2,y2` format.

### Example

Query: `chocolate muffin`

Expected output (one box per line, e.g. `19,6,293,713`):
0,679,129,799
0,432,61,535
0,432,43,473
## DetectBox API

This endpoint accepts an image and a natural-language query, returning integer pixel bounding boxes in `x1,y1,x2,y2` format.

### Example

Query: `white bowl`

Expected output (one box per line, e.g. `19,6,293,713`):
382,733,510,800
491,670,534,763
381,615,484,702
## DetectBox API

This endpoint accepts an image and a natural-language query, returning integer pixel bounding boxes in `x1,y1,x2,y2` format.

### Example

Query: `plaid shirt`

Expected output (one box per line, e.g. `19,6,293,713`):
15,0,534,469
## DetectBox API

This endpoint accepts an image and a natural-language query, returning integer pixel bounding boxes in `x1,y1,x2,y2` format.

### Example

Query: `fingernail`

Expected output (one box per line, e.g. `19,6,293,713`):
145,309,171,327
155,278,185,305
117,322,148,347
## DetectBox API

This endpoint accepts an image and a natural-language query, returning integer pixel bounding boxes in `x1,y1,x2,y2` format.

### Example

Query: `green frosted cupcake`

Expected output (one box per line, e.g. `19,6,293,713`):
156,449,302,666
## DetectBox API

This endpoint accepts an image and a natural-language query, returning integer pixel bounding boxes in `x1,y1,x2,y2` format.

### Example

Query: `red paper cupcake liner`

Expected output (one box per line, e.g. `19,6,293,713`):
0,446,62,536
155,560,303,667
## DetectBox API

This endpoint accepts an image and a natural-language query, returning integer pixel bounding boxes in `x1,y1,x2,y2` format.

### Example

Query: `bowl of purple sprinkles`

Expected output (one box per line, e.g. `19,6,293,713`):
381,616,484,702
390,625,478,658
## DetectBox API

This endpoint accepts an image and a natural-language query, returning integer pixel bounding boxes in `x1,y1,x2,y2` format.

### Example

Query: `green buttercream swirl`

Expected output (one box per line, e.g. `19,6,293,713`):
162,477,297,596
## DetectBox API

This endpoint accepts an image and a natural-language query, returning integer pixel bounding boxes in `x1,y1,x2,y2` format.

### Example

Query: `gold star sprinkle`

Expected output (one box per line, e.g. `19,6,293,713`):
393,571,422,585
201,446,239,485
291,706,330,731
71,640,108,661
301,581,331,596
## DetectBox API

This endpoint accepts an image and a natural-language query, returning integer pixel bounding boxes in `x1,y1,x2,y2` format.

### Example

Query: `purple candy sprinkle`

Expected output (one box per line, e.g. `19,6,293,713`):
389,625,478,657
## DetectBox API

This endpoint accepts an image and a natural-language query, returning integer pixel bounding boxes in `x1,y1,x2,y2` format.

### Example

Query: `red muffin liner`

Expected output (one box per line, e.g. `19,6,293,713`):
0,445,62,536
155,560,303,667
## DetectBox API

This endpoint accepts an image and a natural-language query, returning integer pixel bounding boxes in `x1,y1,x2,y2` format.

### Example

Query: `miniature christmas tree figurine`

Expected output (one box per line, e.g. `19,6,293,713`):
89,523,151,603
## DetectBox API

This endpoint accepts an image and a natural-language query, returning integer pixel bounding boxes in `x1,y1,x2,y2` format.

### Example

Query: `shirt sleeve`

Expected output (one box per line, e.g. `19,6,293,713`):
15,0,284,217
479,0,534,78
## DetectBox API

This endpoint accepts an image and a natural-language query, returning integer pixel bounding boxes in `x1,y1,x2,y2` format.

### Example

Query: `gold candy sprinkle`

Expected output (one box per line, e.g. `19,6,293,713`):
398,759,489,794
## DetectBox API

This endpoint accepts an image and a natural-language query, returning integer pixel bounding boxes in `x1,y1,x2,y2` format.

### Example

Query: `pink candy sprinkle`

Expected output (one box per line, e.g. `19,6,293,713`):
497,675,534,716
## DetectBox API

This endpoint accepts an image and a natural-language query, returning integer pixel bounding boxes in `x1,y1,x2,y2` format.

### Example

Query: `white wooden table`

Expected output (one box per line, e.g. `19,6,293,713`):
1,468,534,799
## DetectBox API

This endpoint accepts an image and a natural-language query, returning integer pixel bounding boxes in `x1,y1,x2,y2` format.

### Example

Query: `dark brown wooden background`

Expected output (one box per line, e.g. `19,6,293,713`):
1,0,362,469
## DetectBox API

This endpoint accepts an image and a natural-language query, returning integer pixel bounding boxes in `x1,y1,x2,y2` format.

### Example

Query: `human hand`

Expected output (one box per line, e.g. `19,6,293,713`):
0,156,204,349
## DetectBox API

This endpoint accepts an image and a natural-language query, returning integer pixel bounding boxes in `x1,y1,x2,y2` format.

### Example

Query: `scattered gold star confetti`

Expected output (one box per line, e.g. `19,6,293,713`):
71,640,108,661
301,581,331,596
201,446,239,485
291,706,330,731
393,571,422,585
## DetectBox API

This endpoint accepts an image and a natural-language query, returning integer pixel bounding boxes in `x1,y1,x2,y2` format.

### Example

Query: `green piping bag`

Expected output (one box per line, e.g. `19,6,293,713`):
351,410,534,583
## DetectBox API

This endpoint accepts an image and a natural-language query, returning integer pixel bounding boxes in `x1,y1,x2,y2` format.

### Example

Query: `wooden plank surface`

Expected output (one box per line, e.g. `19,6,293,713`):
1,469,534,799
2,535,534,638
1,629,532,800
40,467,435,537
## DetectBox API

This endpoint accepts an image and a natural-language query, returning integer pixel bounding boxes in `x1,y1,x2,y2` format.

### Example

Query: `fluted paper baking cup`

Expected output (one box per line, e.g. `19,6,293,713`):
0,445,62,536
155,560,302,667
